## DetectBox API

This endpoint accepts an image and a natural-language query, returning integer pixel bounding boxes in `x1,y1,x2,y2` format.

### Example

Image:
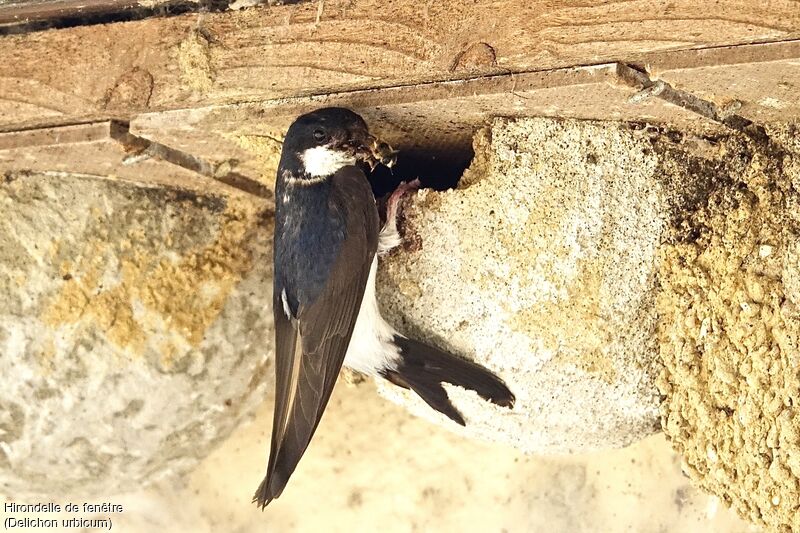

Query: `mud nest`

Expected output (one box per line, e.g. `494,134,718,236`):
658,125,800,531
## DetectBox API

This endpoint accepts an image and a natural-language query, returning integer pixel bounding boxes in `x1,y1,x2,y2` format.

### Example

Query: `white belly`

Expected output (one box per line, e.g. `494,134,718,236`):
343,256,401,375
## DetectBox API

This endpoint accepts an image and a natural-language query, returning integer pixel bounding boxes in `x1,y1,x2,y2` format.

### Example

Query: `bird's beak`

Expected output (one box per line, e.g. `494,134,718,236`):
353,134,398,171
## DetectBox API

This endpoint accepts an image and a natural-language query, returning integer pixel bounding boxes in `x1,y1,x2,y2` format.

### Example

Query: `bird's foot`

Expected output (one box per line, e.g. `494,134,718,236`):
386,178,421,223
378,179,421,254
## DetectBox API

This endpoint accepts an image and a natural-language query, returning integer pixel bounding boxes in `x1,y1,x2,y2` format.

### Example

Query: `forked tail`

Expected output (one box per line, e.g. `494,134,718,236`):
380,335,515,425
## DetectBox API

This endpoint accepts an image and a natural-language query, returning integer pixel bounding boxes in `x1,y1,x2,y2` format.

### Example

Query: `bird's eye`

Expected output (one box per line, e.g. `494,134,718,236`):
312,128,327,141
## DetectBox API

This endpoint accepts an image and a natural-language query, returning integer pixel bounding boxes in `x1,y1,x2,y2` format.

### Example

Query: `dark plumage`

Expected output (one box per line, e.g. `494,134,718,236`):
254,107,514,510
255,109,379,508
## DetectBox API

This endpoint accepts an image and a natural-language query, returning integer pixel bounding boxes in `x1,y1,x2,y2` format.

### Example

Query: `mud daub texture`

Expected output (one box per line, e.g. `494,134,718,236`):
0,171,272,496
376,117,723,453
658,125,800,531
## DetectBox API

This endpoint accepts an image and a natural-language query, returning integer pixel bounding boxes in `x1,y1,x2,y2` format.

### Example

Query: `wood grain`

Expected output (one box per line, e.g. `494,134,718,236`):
0,0,136,24
129,39,799,195
1,0,798,130
648,41,800,123
130,62,705,192
0,121,263,199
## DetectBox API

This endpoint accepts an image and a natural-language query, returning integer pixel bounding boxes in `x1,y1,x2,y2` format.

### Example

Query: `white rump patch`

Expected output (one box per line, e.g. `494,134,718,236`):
344,256,402,375
300,146,356,178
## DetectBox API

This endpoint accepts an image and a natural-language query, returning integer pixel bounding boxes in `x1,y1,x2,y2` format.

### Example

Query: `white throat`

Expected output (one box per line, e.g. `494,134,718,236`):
300,146,356,178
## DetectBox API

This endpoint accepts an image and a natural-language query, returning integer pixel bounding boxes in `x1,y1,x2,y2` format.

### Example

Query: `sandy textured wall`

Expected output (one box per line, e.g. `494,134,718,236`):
0,174,272,495
658,125,800,531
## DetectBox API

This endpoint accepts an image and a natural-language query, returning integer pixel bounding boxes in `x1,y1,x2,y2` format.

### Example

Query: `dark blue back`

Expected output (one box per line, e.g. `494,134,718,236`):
273,178,346,316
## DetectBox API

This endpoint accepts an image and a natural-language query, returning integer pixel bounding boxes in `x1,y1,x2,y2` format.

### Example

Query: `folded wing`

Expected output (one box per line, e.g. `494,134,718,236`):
254,167,379,508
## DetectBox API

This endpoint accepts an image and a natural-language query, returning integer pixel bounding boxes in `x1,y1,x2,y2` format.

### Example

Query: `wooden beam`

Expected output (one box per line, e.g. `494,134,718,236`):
646,42,800,123
128,40,799,196
1,0,798,130
0,121,270,200
0,0,136,25
128,62,700,192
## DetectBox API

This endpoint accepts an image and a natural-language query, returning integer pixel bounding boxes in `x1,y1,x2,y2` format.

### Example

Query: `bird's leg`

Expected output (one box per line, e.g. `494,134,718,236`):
378,179,421,254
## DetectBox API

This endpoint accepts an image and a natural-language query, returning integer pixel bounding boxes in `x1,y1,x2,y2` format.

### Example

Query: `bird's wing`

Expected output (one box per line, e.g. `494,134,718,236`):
255,166,379,508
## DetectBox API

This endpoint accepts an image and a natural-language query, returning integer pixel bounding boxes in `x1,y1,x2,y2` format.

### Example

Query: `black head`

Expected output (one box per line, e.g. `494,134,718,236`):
279,107,397,180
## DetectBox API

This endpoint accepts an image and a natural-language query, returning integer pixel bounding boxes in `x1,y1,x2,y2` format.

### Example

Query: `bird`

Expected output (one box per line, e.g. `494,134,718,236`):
254,107,515,509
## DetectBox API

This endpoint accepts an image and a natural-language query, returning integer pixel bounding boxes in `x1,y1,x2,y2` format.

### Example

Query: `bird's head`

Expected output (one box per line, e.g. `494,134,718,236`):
280,107,397,180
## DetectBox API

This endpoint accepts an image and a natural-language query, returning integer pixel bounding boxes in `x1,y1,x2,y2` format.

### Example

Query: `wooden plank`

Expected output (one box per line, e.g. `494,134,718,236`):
0,0,136,24
0,121,268,199
132,39,800,193
0,120,118,149
644,41,800,123
1,0,799,130
130,62,715,194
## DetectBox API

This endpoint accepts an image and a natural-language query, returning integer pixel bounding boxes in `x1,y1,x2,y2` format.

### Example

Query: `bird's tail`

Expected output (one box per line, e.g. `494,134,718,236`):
380,335,515,425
